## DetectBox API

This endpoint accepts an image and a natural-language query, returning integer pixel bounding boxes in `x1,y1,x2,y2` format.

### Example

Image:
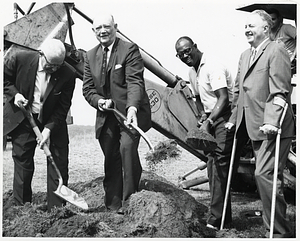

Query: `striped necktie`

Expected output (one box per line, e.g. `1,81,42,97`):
101,47,109,87
249,49,257,66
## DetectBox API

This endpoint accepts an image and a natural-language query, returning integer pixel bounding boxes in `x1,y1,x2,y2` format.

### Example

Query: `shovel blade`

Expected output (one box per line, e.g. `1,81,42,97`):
54,185,88,210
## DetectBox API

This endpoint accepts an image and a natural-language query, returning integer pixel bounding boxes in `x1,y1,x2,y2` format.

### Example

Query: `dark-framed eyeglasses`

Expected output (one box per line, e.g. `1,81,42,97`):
40,51,63,68
176,47,193,59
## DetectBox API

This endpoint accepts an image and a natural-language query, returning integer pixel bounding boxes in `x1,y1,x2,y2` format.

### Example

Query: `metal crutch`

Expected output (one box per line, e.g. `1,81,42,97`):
220,136,237,230
270,103,288,238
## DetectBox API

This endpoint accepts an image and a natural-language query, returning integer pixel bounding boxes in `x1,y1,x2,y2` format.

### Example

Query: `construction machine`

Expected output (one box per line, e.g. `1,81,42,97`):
3,2,296,193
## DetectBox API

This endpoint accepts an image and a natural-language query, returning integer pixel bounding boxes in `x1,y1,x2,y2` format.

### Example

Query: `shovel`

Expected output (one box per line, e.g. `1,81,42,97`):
18,102,88,210
102,106,154,151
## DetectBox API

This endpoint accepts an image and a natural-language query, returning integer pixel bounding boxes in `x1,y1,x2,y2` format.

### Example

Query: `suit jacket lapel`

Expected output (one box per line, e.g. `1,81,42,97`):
107,38,119,73
248,39,271,68
42,73,58,102
243,39,272,80
27,54,40,103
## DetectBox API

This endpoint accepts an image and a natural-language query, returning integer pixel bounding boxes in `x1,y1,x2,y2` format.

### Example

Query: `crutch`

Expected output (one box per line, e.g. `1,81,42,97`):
270,103,288,238
220,136,237,230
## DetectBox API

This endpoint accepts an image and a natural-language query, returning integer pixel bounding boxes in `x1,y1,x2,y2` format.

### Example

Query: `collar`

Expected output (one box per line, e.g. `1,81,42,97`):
200,52,206,67
252,37,269,52
38,55,44,72
102,39,116,52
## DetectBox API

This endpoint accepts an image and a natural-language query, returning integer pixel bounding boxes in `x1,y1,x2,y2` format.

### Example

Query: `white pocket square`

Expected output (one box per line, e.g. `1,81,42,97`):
115,64,122,69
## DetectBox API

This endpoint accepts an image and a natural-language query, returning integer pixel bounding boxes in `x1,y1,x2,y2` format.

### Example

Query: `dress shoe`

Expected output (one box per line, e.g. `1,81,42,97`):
117,206,126,215
206,223,218,230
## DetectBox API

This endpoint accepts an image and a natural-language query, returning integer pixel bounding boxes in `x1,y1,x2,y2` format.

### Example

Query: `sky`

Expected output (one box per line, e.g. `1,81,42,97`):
1,0,297,125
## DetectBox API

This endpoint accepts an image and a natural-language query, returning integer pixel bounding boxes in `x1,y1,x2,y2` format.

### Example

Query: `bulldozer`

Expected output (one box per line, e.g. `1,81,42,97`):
3,2,296,193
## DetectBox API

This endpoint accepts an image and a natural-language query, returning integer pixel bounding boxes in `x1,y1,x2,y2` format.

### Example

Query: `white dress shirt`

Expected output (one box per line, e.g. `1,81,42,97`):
32,56,50,114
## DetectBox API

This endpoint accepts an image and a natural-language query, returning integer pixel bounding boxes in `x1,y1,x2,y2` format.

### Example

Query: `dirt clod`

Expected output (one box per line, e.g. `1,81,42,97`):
145,140,181,170
186,128,217,151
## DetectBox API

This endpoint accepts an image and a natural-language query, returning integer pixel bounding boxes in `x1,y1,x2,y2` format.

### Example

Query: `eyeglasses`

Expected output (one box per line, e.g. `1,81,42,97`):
176,47,193,59
40,51,63,68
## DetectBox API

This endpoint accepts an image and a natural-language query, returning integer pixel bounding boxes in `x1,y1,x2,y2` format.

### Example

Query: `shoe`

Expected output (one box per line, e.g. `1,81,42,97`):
240,210,262,219
117,206,126,215
206,223,218,230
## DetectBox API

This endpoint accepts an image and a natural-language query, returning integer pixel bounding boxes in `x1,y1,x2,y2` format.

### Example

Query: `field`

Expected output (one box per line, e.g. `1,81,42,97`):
2,125,296,238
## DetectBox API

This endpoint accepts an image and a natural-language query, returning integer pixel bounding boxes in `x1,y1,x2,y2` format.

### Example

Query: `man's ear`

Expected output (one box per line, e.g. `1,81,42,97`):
194,43,197,49
264,25,269,33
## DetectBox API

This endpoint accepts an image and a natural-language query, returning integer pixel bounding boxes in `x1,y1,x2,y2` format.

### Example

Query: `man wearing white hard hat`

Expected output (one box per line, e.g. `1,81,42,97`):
4,38,77,211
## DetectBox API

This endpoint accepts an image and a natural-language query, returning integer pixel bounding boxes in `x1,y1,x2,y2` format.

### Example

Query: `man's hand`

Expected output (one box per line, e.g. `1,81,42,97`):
225,122,235,131
14,93,28,107
200,113,207,122
38,127,51,149
98,99,113,111
200,119,211,133
259,124,279,135
125,107,137,129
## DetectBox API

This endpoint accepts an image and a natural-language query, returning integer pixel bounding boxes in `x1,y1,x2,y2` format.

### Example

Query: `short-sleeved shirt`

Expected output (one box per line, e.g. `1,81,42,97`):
270,23,296,58
188,53,233,113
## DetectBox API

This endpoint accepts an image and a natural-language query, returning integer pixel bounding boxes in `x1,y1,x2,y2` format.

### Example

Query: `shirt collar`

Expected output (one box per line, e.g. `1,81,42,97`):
38,56,44,72
102,39,115,52
252,37,269,52
200,52,206,67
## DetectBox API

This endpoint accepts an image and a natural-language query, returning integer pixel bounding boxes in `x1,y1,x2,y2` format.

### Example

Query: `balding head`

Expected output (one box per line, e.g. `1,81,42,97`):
40,38,66,65
92,13,117,47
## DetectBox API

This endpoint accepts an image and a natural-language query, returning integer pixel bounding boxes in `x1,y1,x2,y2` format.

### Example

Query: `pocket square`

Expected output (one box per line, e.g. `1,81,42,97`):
115,64,122,70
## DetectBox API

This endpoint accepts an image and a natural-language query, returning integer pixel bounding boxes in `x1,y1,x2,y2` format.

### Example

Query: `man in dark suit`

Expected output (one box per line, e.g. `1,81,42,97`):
82,13,151,214
226,10,295,238
3,38,76,211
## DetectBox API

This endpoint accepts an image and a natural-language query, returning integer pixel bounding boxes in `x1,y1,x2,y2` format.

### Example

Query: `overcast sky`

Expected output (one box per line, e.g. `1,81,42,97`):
2,0,296,125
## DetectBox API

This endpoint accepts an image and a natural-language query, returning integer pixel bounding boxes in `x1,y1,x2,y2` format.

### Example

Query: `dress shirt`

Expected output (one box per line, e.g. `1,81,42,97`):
32,56,50,114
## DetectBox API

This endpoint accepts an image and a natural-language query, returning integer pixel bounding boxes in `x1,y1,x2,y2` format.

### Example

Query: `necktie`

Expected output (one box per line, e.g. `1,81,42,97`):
249,49,256,66
101,47,109,87
40,71,48,103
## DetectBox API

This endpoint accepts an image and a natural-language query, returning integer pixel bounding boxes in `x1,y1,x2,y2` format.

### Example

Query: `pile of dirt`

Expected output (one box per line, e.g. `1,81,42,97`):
2,171,216,238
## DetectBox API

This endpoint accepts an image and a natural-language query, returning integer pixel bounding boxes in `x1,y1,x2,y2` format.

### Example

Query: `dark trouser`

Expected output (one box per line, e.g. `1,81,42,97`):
253,138,293,238
206,110,246,228
10,116,69,211
99,113,142,210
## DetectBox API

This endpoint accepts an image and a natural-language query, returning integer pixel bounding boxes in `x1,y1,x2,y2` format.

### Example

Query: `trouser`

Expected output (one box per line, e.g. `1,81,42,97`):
253,137,293,238
10,116,69,211
206,110,247,228
99,113,142,210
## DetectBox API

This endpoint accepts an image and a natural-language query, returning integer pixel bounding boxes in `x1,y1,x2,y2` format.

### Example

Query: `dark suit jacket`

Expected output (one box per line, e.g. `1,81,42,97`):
3,50,76,147
229,39,295,141
83,38,151,139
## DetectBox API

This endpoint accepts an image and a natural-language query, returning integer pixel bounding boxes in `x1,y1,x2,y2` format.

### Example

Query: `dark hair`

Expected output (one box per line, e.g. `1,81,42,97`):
175,36,194,48
266,8,283,23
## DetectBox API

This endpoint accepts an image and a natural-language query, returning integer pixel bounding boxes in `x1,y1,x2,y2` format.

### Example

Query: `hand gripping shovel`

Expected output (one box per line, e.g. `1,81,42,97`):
18,102,88,210
102,106,154,151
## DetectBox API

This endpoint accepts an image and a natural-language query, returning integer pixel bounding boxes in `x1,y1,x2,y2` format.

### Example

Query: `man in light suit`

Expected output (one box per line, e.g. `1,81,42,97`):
3,38,76,211
226,10,295,238
83,13,151,214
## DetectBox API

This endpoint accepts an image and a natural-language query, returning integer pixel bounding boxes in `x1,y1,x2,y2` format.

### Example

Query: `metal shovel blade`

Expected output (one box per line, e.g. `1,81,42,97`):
54,185,88,210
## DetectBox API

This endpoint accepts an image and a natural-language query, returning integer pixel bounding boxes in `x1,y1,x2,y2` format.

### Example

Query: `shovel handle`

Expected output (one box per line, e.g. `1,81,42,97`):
17,102,63,182
102,106,154,151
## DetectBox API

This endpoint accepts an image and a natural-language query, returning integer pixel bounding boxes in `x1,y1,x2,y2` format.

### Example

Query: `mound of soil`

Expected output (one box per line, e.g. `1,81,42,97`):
2,171,215,238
